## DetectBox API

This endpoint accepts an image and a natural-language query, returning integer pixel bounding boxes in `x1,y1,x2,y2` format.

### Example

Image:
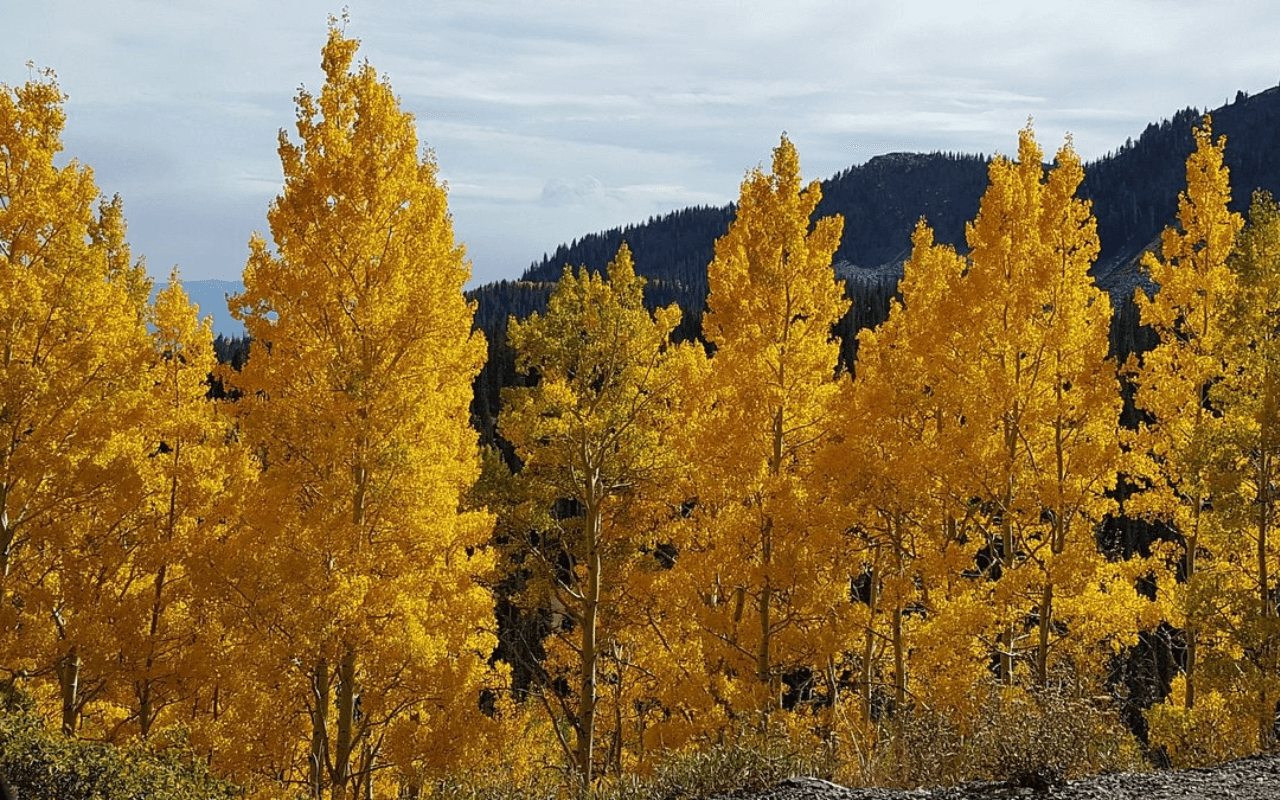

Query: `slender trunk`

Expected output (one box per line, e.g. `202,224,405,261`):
138,675,153,738
576,497,601,785
825,654,839,717
756,404,784,709
310,659,330,798
892,607,904,711
1043,408,1067,689
56,645,81,735
333,647,358,800
356,740,374,800
1260,450,1272,621
139,563,167,738
612,665,625,778
1184,312,1208,710
757,522,773,688
1259,448,1274,749
860,554,879,723
999,405,1018,685
1185,511,1199,710
1185,544,1198,709
889,515,906,712
1037,583,1053,687
0,495,13,609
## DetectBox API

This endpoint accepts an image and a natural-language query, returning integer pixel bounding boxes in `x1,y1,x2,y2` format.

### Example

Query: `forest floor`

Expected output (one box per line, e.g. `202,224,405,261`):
706,753,1280,799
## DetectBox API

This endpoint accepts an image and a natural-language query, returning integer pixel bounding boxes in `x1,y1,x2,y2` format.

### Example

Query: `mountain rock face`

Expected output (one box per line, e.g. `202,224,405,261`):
708,753,1280,800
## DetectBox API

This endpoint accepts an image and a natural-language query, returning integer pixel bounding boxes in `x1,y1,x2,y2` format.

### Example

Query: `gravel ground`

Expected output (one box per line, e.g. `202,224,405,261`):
706,754,1280,800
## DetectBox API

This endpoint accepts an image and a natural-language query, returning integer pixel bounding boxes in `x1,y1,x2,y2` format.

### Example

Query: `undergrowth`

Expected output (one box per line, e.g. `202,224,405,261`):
430,685,1148,799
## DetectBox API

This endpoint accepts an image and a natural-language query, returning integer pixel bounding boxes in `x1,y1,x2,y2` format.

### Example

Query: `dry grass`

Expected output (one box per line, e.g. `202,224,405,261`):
428,687,1148,799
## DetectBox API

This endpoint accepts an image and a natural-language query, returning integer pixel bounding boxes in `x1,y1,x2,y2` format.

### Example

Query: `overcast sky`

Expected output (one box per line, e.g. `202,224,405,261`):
5,1,1279,287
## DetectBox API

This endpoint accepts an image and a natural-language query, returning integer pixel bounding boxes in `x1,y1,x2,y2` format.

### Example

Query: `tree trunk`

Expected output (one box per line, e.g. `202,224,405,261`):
310,658,330,798
139,563,167,738
1185,366,1206,711
890,514,906,712
56,645,81,736
757,404,784,709
860,555,879,724
332,647,358,800
1037,582,1053,687
1000,408,1018,685
0,495,13,609
576,497,602,785
1185,519,1199,710
1258,448,1274,750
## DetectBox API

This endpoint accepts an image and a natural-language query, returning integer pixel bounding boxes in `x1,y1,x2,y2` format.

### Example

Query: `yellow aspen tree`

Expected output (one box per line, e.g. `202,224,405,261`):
676,136,849,718
499,244,686,785
107,273,249,741
1128,118,1244,713
824,222,986,727
226,23,493,798
944,127,1141,689
0,72,152,735
1199,191,1280,751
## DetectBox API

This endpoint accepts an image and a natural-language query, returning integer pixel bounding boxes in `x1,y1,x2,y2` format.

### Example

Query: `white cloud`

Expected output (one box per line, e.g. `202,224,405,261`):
6,0,1280,285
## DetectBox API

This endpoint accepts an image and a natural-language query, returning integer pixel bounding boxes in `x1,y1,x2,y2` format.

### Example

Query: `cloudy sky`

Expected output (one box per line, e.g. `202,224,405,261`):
5,1,1278,288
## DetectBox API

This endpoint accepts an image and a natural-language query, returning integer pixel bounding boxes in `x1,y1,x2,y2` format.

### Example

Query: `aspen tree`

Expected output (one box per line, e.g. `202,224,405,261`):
1196,192,1280,751
1128,118,1243,711
500,244,685,784
111,273,248,740
227,23,493,798
679,136,849,717
0,72,152,735
826,223,981,724
958,128,1136,687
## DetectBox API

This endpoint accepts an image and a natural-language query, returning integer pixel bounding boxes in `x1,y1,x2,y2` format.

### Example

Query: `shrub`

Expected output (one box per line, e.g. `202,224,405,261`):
0,710,237,800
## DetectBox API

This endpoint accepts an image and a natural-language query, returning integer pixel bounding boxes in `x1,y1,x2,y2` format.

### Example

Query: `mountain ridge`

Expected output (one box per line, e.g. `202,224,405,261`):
514,84,1280,303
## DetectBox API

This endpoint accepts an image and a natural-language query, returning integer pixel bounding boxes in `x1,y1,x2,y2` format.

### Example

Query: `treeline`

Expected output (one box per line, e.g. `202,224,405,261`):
6,27,1280,800
516,86,1280,287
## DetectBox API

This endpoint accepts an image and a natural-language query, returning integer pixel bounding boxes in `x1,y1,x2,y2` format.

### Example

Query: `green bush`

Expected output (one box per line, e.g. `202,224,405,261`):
0,711,236,800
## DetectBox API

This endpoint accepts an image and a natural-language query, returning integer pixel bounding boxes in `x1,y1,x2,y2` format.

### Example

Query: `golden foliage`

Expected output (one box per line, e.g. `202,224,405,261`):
8,41,1280,793
499,244,688,782
0,69,153,736
223,24,494,797
660,135,850,724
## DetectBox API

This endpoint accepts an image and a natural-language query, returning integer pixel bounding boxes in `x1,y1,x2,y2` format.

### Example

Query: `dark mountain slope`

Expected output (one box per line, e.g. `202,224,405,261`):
516,84,1280,294
469,84,1280,447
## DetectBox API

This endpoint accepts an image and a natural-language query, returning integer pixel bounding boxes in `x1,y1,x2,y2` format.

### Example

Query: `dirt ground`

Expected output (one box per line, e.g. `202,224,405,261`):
708,753,1280,799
